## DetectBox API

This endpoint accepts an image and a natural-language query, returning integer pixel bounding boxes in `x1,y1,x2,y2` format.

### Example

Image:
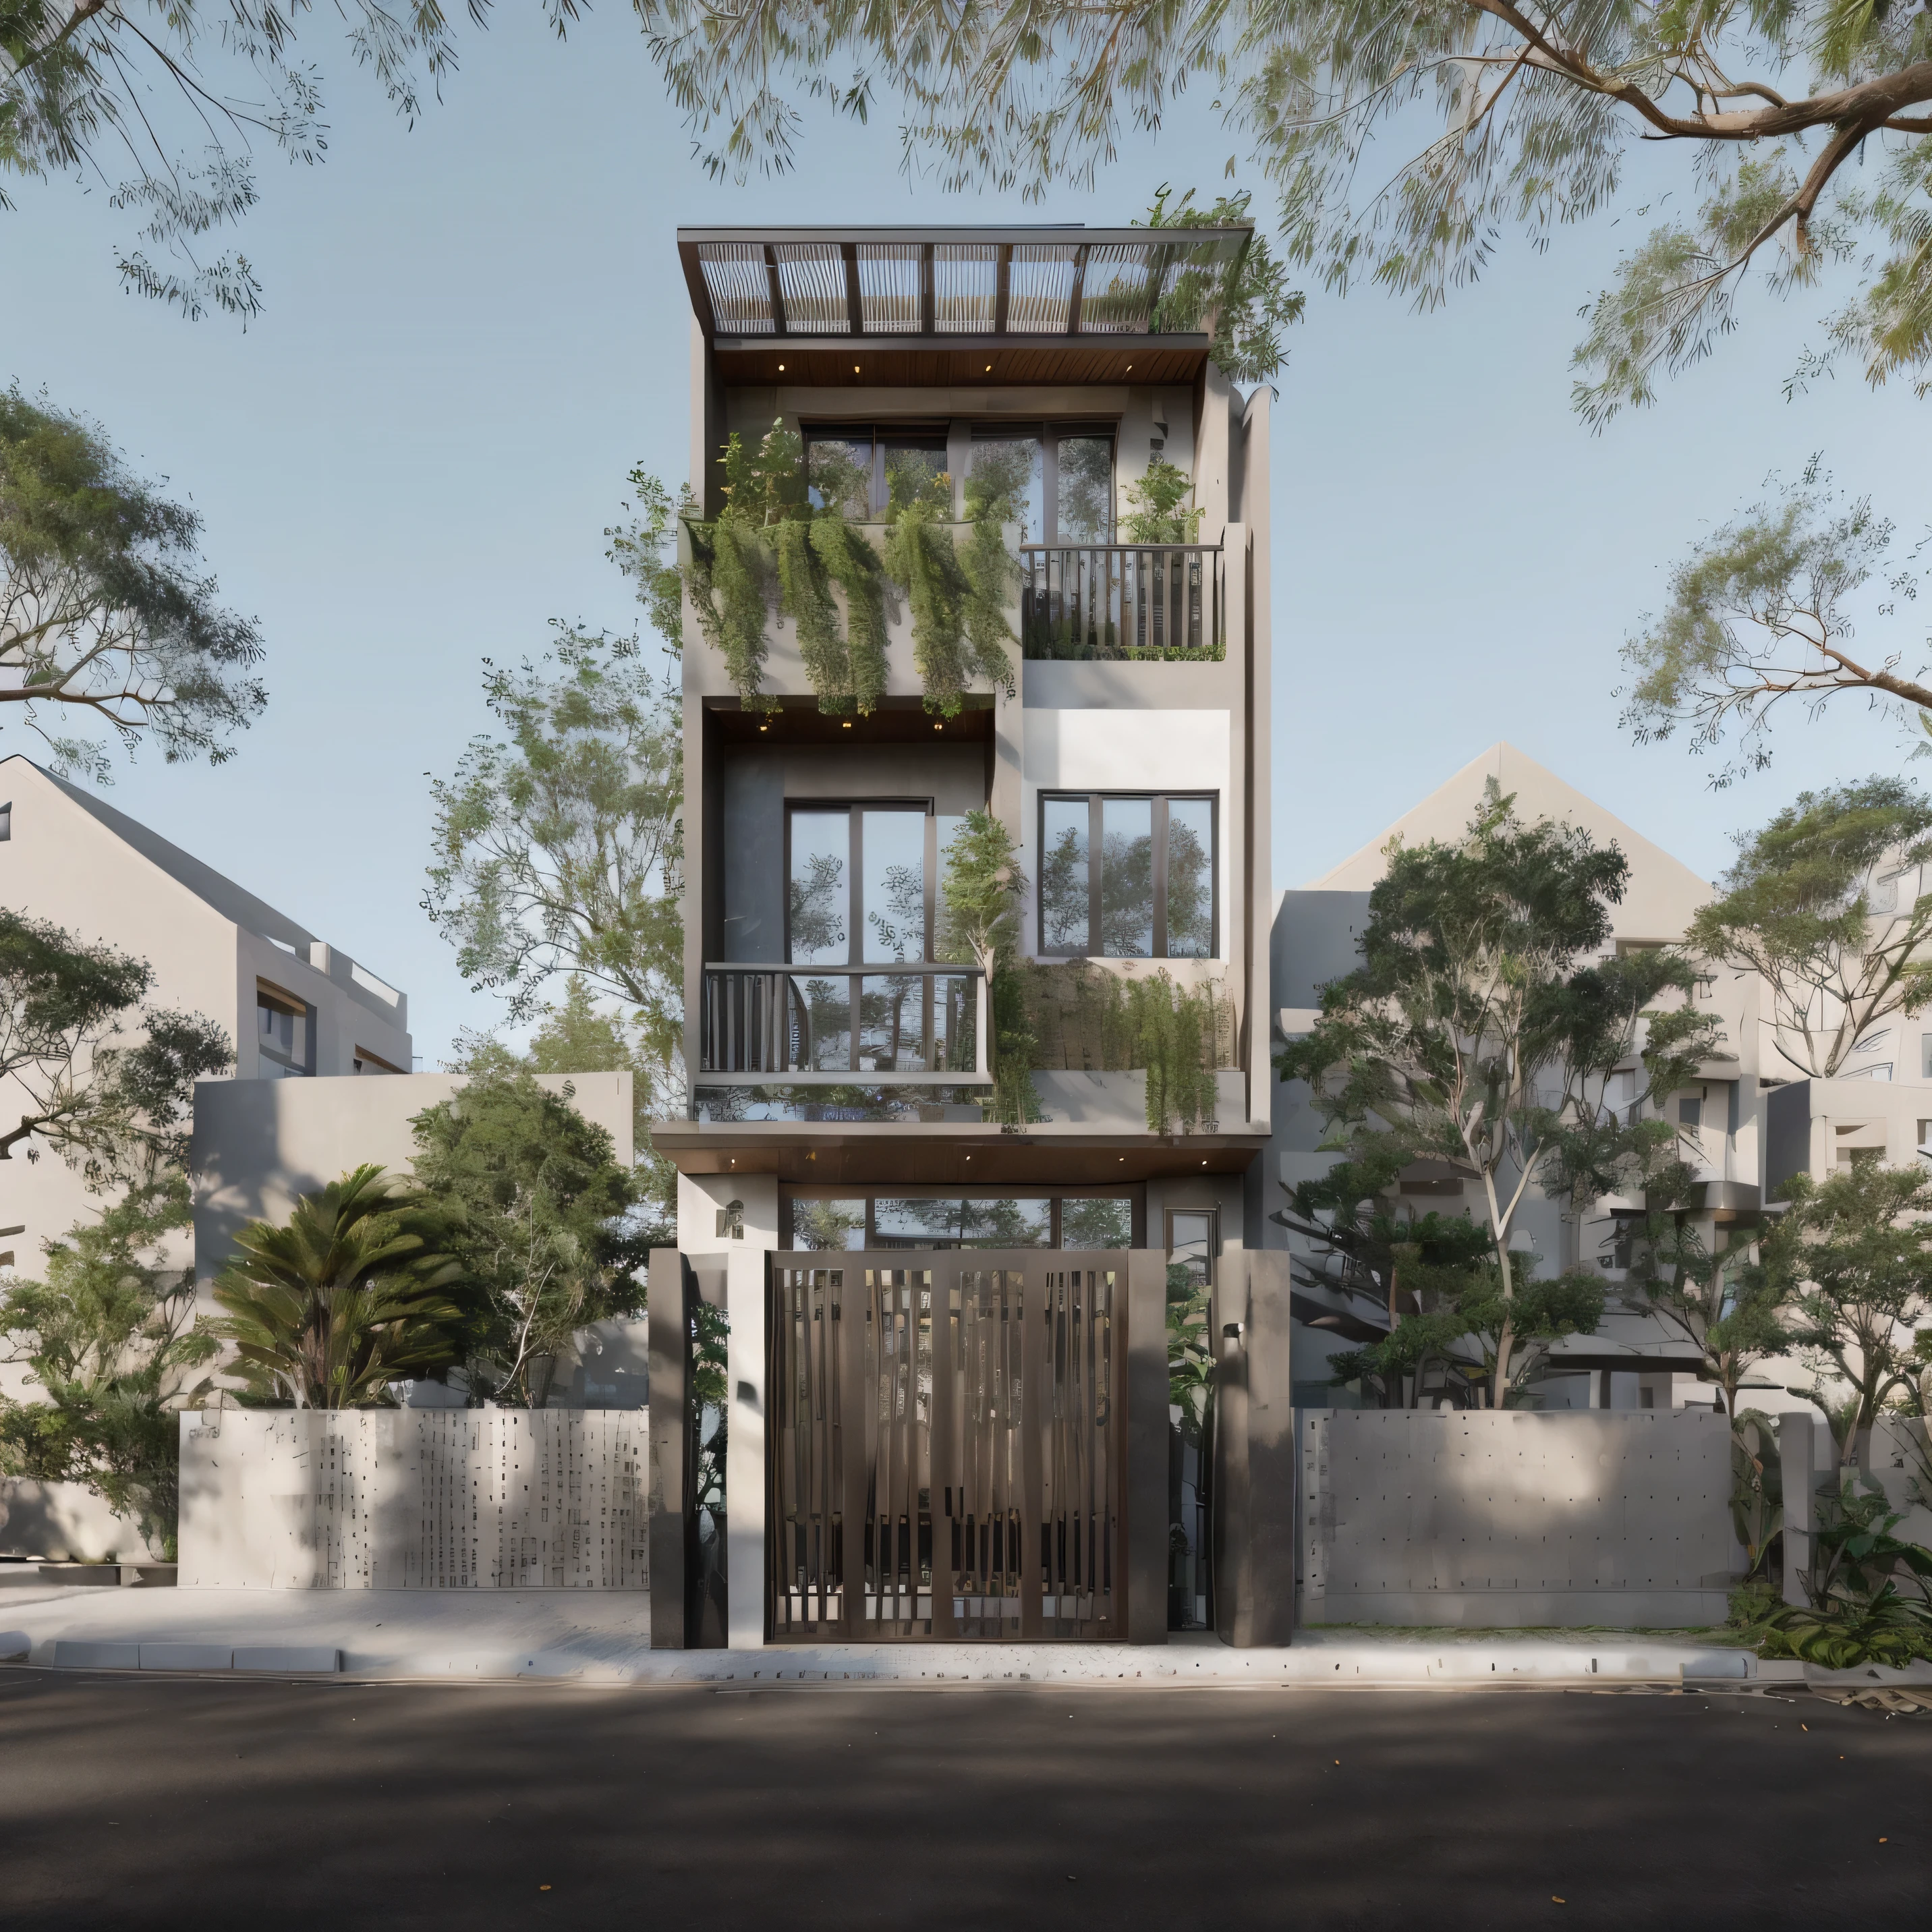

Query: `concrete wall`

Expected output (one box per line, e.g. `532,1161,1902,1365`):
0,1478,163,1561
1300,1409,1738,1627
177,1409,648,1589
192,1070,634,1284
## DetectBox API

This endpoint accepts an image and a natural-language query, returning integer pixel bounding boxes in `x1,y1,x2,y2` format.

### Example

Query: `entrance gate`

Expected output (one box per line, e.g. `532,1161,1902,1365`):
770,1251,1127,1642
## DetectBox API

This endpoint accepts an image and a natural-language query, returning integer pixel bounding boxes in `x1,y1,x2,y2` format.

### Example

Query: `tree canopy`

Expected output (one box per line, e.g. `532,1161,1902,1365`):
1278,783,1722,1402
0,907,232,1185
1,388,265,782
1688,776,1932,1077
634,0,1932,416
1622,465,1932,783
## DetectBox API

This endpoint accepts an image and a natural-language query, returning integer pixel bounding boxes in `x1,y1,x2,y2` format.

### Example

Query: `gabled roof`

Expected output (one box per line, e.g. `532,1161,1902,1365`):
1304,743,1714,944
4,754,316,948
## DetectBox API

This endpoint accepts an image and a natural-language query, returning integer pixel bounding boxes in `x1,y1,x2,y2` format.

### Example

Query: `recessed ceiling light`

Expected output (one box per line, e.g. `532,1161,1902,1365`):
853,364,861,374
842,720,852,729
1126,364,1133,372
984,364,992,372
778,363,785,371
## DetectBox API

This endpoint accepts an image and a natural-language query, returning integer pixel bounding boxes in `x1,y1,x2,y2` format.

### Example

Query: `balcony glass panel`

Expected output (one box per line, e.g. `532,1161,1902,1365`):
698,243,774,334
772,242,849,333
934,244,998,331
969,432,1043,541
793,974,853,1071
1099,797,1155,957
857,973,928,1072
1077,244,1157,333
857,244,922,332
1056,434,1114,544
789,810,849,964
1040,797,1089,954
1166,797,1215,958
862,807,926,961
932,971,977,1072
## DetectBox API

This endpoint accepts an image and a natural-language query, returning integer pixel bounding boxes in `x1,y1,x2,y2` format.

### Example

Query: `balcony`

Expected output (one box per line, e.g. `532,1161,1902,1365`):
1020,544,1223,660
700,963,990,1085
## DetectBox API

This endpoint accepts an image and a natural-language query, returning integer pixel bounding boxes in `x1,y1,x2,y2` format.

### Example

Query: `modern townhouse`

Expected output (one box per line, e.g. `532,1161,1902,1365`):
647,222,1294,1649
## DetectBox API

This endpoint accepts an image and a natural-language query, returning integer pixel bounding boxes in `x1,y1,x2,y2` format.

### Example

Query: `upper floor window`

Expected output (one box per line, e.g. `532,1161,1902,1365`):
257,984,312,1077
971,424,1112,544
787,802,971,965
799,420,1115,542
1038,793,1216,960
803,424,947,519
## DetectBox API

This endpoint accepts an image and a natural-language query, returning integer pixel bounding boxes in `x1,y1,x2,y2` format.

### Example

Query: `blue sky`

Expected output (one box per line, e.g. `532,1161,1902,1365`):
5,10,1927,1064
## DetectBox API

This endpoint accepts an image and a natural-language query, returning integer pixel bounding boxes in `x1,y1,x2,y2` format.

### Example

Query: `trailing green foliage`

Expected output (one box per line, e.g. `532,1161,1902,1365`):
409,1067,644,1406
1023,961,1233,1132
0,1178,216,1554
1168,1274,1213,1443
1730,1411,1786,1578
936,809,1037,1127
683,422,1015,716
1140,187,1303,384
208,1165,467,1410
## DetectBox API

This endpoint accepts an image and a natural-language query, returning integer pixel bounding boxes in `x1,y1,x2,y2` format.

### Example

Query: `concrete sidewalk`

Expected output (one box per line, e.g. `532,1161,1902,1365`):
0,1582,1782,1687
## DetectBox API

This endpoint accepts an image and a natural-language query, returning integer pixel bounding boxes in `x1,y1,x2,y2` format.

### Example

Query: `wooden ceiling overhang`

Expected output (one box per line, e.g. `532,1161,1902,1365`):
650,1119,1270,1187
677,225,1250,390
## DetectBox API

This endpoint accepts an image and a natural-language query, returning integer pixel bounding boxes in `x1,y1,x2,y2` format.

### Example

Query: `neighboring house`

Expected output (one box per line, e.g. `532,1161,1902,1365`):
1268,744,1771,1415
0,754,414,1303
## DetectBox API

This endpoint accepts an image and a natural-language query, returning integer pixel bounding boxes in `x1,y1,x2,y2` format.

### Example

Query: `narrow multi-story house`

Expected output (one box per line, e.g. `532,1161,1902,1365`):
648,222,1291,1650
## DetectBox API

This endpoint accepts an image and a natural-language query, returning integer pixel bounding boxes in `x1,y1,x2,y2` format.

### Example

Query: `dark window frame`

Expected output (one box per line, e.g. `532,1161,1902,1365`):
1034,789,1218,961
256,980,315,1077
783,797,941,967
781,1185,1144,1251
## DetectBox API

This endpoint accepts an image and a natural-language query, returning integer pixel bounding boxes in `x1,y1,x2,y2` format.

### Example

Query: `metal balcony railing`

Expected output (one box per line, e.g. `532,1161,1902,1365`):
1020,543,1223,659
700,963,990,1085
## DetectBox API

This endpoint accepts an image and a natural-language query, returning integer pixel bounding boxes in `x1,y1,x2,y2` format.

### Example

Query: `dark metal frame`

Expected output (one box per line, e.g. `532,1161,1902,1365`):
1035,790,1220,961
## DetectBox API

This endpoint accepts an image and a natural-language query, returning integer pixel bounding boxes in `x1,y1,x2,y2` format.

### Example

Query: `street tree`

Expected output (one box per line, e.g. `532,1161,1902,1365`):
1622,467,1932,783
1622,1161,1791,1425
0,907,231,1185
1687,778,1932,1079
1278,783,1722,1404
408,1066,644,1407
0,1175,217,1550
1753,1161,1932,1470
1,389,265,783
634,0,1932,417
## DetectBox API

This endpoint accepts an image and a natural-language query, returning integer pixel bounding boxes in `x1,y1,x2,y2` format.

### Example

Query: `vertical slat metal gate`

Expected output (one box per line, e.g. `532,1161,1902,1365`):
770,1250,1126,1642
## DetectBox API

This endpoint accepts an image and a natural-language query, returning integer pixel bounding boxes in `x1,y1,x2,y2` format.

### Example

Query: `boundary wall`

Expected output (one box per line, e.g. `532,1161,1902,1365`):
1,1479,163,1562
179,1410,648,1590
1300,1409,1738,1627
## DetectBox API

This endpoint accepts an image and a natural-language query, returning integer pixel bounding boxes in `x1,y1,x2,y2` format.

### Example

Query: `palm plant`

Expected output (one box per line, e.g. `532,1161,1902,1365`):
209,1165,466,1409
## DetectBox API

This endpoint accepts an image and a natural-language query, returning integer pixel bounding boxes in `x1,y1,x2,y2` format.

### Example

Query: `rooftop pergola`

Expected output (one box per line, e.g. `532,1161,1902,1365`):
677,225,1252,387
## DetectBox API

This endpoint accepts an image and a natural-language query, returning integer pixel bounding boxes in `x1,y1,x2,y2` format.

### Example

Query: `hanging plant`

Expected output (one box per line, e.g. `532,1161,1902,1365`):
1120,457,1205,543
937,810,1038,1126
882,468,1017,718
684,421,890,716
771,515,890,716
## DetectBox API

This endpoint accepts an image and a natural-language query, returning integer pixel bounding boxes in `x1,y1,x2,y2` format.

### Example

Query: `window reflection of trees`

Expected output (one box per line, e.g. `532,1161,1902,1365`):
1098,799,1155,957
1165,805,1214,959
1056,436,1114,544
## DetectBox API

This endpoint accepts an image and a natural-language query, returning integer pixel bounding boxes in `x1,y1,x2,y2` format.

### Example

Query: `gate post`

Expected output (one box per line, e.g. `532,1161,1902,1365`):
1126,1249,1169,1643
647,1249,687,1649
725,1244,770,1650
1212,1251,1297,1647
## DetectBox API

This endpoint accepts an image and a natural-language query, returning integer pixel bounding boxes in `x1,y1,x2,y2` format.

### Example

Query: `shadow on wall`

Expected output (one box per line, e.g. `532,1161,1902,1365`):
189,1072,635,1284
0,1478,163,1561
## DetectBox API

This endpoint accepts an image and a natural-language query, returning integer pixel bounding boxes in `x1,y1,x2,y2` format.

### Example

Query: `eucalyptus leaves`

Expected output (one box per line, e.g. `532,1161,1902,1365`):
681,420,1017,718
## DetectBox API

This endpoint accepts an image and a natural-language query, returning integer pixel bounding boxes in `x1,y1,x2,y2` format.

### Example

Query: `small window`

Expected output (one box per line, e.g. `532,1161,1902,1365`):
0,801,11,841
1678,1096,1703,1130
1166,1210,1217,1292
716,1199,745,1241
1037,793,1216,959
352,1048,403,1075
256,984,312,1077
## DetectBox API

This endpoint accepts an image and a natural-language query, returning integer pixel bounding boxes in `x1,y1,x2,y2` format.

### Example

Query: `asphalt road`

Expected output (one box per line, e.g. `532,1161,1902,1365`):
1,1669,1927,1929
